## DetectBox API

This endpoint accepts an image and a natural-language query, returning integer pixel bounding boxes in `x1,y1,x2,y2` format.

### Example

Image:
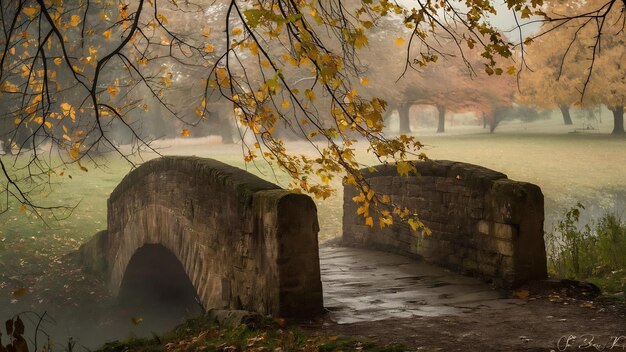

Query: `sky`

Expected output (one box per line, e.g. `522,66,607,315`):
395,0,542,42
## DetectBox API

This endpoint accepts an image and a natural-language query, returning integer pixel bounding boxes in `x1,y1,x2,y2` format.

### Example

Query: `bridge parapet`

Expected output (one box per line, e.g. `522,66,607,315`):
80,156,323,318
343,160,547,287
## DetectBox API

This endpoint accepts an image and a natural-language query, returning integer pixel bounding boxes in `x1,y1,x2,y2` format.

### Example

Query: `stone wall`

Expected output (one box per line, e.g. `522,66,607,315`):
79,156,323,318
343,160,547,287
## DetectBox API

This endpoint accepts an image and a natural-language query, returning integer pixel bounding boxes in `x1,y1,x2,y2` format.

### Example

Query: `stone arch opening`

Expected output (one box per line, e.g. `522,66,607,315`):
118,244,203,325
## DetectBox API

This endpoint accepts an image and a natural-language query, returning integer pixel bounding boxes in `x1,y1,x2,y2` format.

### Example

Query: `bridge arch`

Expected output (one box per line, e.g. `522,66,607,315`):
80,156,323,318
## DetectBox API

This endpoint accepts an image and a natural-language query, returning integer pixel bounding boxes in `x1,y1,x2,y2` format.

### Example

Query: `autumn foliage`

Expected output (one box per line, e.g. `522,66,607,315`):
518,0,626,134
0,0,624,226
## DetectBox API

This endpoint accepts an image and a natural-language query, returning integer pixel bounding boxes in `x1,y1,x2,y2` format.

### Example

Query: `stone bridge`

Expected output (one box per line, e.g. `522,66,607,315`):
344,160,548,287
79,156,547,319
79,156,323,318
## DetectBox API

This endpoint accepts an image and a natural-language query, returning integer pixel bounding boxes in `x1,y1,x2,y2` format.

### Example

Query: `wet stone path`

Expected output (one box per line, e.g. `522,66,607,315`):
320,246,526,324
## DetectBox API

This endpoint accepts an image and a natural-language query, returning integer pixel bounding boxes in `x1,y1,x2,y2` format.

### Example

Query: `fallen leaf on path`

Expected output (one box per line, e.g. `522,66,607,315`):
12,287,29,298
512,289,529,299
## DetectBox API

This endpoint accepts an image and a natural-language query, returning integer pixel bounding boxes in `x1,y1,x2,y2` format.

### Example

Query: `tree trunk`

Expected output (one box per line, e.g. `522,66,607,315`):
489,109,504,133
398,104,411,134
559,104,573,125
610,106,625,135
220,124,235,144
482,113,487,129
436,105,445,133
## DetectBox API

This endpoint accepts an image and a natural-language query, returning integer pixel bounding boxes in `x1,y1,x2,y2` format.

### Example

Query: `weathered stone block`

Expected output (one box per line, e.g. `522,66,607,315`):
476,220,518,240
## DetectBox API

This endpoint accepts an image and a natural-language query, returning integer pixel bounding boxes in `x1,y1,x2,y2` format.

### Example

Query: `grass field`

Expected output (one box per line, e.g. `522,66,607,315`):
1,120,626,303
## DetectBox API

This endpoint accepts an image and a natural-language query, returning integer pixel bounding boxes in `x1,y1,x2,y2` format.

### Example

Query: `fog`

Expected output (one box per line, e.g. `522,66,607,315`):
1,0,625,350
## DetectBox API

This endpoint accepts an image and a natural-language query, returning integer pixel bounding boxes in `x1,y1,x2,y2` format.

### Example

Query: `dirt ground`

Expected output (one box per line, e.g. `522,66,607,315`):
302,297,626,351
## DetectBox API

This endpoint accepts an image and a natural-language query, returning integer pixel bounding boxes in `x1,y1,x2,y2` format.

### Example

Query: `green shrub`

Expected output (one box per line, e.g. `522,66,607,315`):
545,203,626,296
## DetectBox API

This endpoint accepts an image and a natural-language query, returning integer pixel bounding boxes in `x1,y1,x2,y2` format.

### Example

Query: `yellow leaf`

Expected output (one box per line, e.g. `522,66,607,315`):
379,216,393,229
247,41,259,56
354,33,368,48
202,26,211,37
69,14,81,27
365,216,374,227
394,37,405,46
18,204,26,213
63,134,72,141
44,121,52,129
231,27,243,36
506,65,517,75
396,161,415,177
12,287,28,298
21,64,30,77
359,76,369,86
1,81,20,93
107,84,119,97
103,29,112,39
54,57,62,66
118,4,129,19
408,218,421,231
512,289,530,299
181,129,190,137
69,147,79,159
156,13,168,24
14,118,21,125
60,102,73,115
204,43,215,53
304,89,316,101
352,193,365,202
22,7,38,19
281,99,290,110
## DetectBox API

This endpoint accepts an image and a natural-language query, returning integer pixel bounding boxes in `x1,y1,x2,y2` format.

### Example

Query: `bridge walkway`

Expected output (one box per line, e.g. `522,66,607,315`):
320,246,526,324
